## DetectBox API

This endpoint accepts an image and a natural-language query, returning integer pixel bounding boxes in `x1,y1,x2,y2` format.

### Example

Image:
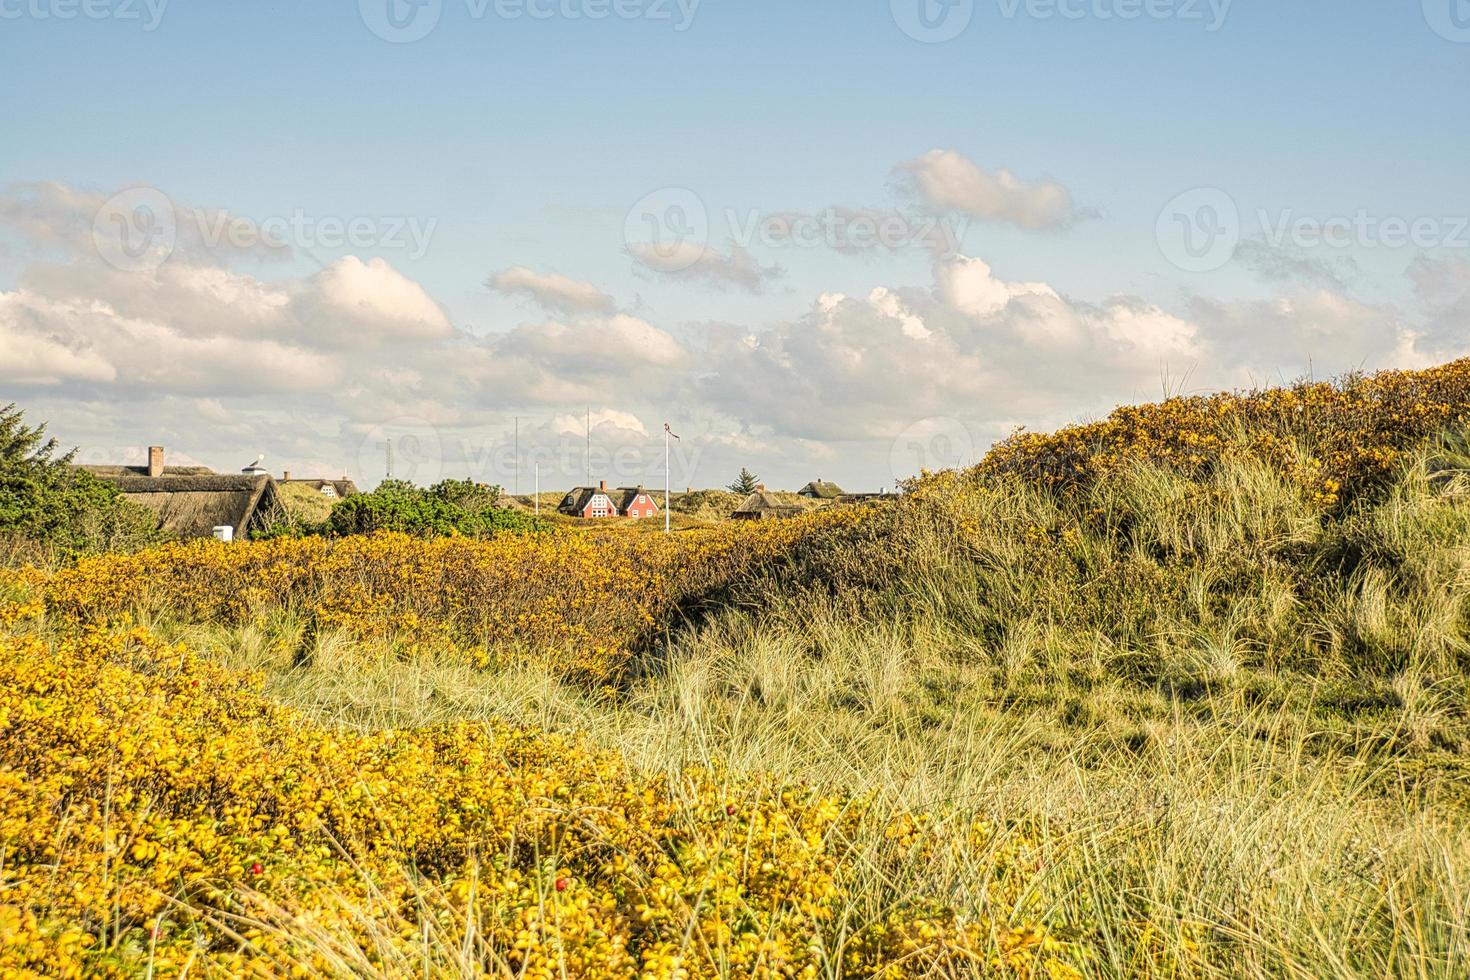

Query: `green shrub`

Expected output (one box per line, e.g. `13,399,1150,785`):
324,478,552,538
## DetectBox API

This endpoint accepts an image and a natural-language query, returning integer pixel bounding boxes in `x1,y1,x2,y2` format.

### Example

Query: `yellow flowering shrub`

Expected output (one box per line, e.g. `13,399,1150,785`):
975,358,1470,505
0,618,1082,978
40,510,870,684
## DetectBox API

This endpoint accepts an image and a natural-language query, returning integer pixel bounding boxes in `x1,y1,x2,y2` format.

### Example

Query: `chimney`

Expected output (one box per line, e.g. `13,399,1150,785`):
282,470,292,481
147,445,164,479
598,479,606,492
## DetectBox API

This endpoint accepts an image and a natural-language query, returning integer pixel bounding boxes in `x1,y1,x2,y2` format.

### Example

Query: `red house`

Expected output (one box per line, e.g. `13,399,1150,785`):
614,487,660,519
558,481,660,519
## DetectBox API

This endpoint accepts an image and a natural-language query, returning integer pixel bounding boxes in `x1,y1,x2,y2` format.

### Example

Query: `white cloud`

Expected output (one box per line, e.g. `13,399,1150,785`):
489,266,616,314
0,292,116,385
550,408,648,438
897,149,1081,231
306,256,453,344
937,255,1056,318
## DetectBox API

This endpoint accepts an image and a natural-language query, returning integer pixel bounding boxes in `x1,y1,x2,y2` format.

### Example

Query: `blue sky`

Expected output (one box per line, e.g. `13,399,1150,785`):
1,1,1468,491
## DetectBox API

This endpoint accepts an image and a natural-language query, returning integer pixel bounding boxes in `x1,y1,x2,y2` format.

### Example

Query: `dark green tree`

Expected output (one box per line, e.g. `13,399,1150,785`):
0,403,158,554
727,468,760,495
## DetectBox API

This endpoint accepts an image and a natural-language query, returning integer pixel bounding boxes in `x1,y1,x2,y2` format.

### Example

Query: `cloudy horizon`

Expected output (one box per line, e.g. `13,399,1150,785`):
2,3,1467,492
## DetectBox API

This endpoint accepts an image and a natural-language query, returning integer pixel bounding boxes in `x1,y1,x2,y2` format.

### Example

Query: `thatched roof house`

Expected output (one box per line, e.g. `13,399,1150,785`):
731,489,806,521
78,446,286,540
275,478,360,525
798,479,845,500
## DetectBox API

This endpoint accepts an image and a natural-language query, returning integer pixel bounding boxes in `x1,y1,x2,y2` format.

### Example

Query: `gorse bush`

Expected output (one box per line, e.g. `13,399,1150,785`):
0,618,1081,977
40,507,870,684
976,358,1470,506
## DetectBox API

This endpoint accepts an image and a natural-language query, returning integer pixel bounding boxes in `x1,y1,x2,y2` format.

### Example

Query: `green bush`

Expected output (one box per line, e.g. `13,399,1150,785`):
325,478,551,538
0,403,158,556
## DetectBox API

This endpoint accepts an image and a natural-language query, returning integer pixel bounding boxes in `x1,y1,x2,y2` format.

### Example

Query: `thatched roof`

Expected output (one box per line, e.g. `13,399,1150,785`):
613,487,657,511
275,479,357,525
78,466,279,539
731,490,806,519
558,487,598,516
81,464,214,478
798,480,845,499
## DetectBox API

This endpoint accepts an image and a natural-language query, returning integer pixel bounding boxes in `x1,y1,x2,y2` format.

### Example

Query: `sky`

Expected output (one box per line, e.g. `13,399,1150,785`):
1,0,1467,492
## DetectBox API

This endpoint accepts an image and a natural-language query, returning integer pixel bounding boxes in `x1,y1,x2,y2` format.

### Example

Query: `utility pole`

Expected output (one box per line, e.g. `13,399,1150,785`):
534,462,540,516
514,416,519,496
384,440,394,480
664,422,680,534
585,407,592,487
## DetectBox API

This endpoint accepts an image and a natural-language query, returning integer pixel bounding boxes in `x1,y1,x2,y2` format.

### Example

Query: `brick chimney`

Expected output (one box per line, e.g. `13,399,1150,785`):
282,470,291,481
147,445,164,478
598,479,606,492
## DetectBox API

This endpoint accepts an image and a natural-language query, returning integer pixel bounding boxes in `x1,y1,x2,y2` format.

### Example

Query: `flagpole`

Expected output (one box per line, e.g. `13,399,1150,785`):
663,423,679,534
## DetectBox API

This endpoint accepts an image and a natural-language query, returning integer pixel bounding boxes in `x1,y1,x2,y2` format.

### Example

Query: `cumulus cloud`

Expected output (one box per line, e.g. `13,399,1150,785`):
896,150,1083,231
302,256,454,345
489,266,616,314
0,288,335,394
2,180,1462,493
628,241,784,294
497,314,685,373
